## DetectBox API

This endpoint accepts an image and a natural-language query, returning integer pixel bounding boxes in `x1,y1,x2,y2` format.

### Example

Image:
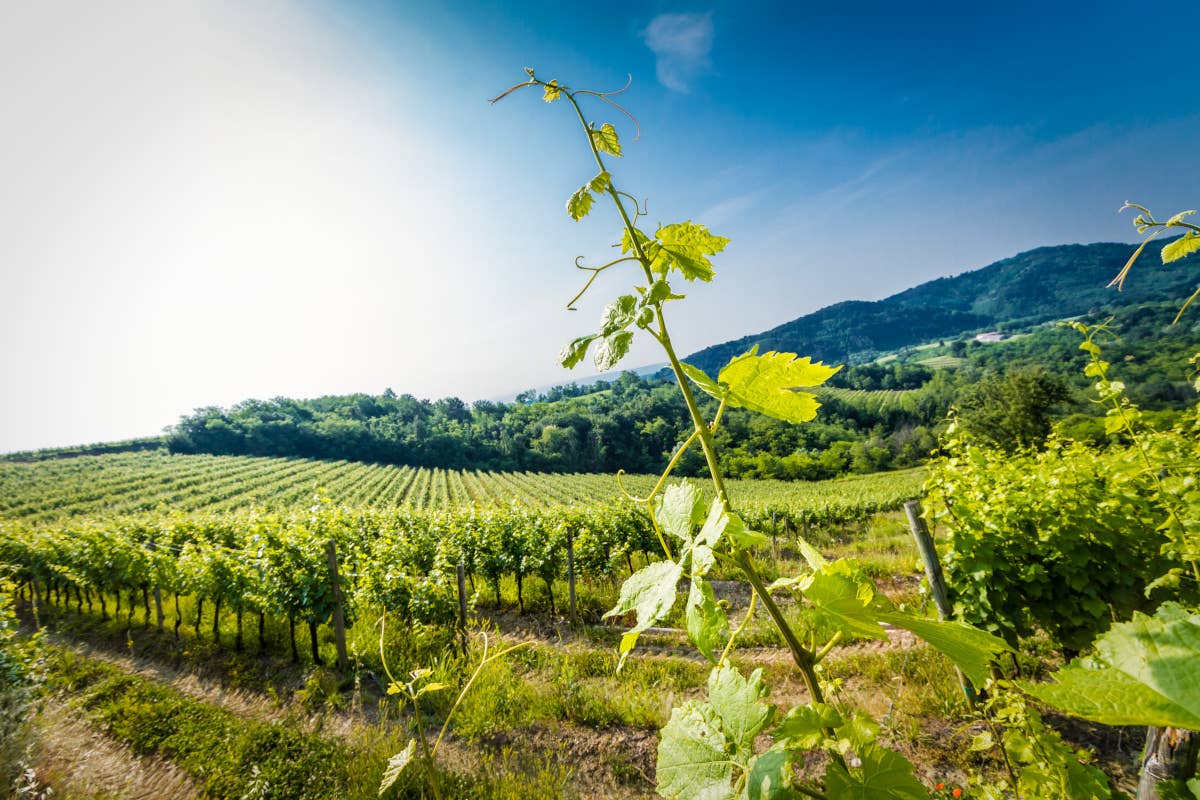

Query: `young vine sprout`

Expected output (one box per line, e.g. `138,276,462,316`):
492,69,1011,800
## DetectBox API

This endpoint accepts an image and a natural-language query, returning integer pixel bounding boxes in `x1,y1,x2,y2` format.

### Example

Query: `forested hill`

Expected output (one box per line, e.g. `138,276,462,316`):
685,240,1200,375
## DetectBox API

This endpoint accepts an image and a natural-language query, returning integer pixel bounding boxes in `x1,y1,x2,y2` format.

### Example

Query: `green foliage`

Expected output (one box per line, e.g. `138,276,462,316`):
1023,603,1200,728
969,687,1114,800
926,430,1180,650
954,367,1069,451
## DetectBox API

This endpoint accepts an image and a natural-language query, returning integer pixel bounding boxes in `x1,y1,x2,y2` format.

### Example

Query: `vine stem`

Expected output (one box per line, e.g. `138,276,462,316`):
553,78,839,756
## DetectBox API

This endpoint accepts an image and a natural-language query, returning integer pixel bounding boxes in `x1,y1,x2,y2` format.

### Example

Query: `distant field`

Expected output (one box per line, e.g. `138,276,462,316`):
814,386,914,413
0,452,926,528
916,355,968,369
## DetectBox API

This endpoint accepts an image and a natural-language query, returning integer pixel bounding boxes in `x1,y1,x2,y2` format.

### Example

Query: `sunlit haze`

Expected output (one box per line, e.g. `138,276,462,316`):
2,0,1196,451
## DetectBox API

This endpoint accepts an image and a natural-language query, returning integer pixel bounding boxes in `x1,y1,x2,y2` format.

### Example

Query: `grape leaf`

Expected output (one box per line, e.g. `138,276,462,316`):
566,185,594,221
604,559,682,665
876,612,1009,688
589,170,611,194
594,330,633,371
681,361,723,398
591,122,622,156
600,295,639,332
823,743,932,800
799,568,889,642
1162,231,1200,264
696,498,731,548
378,739,417,795
620,225,652,257
686,578,727,663
1022,603,1200,728
542,80,561,102
747,750,796,800
656,482,706,543
708,664,774,754
657,703,734,800
646,222,730,282
647,279,685,305
716,347,841,425
558,335,597,369
774,703,844,750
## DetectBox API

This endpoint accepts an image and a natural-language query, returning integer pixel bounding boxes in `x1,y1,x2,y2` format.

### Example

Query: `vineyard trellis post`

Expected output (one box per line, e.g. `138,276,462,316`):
904,499,977,704
1138,727,1199,800
149,537,165,633
456,562,468,656
325,540,349,671
566,528,577,622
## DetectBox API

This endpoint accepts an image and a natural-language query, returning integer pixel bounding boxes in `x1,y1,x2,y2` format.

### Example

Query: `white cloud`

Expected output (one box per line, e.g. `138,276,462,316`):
641,12,713,93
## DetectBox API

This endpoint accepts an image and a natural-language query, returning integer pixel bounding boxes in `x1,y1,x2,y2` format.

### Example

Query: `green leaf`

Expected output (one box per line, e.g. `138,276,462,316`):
591,122,622,156
542,80,561,102
600,295,639,333
686,578,727,663
604,559,682,664
378,739,417,795
558,335,597,369
681,361,725,400
713,347,841,425
708,664,774,754
620,225,652,257
1023,604,1200,728
656,482,706,543
774,702,844,750
1187,777,1200,799
589,170,611,194
657,703,735,800
566,185,594,221
799,568,888,642
876,612,1010,688
1165,210,1196,226
796,537,827,571
823,743,932,800
1162,231,1200,264
647,279,684,305
647,222,730,282
696,498,731,547
747,750,797,800
594,330,633,371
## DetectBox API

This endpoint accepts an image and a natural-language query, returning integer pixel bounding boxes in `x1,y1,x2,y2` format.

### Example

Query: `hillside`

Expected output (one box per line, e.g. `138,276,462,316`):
685,240,1200,374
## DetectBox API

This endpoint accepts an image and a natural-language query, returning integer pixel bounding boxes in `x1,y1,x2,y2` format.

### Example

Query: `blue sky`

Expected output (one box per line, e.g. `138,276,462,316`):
1,1,1196,451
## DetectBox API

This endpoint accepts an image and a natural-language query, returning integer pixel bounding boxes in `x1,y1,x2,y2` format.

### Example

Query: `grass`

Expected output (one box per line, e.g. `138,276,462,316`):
40,646,587,800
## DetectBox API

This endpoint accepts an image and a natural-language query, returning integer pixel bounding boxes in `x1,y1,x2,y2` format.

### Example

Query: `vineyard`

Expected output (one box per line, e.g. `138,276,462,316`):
0,453,926,664
0,452,925,528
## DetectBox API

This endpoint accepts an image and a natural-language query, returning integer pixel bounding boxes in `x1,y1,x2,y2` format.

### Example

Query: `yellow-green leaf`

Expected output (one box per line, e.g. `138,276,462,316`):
566,185,594,221
378,739,417,795
1162,231,1200,264
591,122,622,156
589,171,611,194
542,80,561,102
716,347,841,424
647,222,729,282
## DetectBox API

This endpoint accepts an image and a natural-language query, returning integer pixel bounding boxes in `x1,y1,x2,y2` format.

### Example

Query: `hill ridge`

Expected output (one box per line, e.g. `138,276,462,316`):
684,238,1200,374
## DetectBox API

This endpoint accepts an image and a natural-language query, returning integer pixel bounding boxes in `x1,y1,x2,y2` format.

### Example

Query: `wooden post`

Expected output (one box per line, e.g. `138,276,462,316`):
1137,727,1198,800
904,499,976,704
456,562,468,656
149,539,165,633
326,540,349,671
566,529,578,622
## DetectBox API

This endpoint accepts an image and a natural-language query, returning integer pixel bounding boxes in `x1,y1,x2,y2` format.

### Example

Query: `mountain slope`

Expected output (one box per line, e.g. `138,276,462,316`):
685,240,1200,374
